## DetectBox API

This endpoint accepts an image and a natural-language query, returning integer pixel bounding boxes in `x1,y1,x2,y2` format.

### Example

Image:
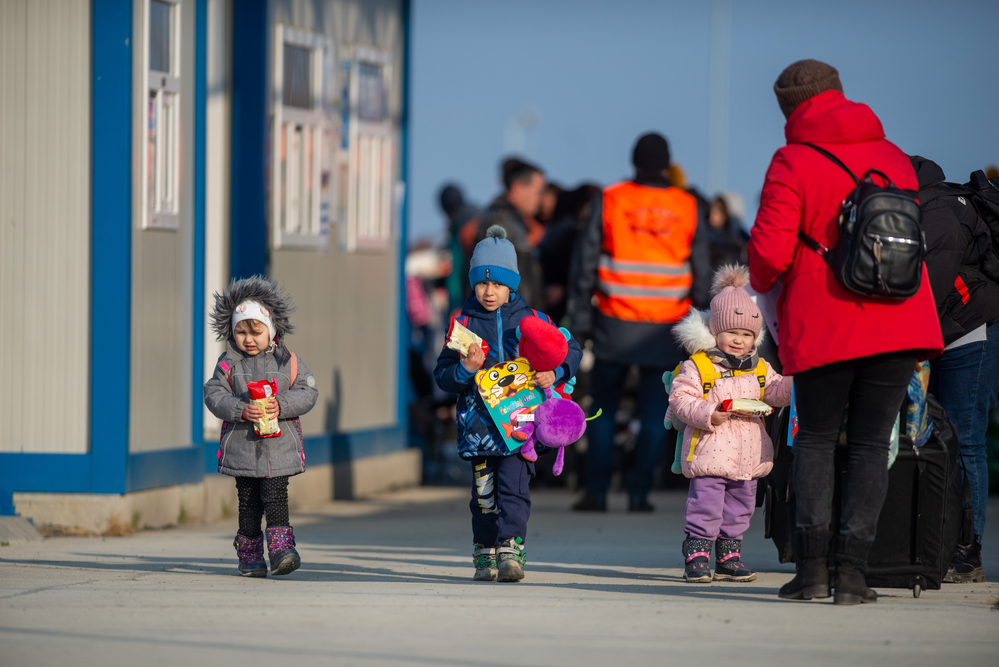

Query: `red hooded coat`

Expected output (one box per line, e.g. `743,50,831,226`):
748,90,943,375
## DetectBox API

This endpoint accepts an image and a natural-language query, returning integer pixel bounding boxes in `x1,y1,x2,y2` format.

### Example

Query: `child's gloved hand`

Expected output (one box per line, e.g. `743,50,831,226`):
534,370,556,389
265,397,280,418
242,402,264,422
461,341,485,372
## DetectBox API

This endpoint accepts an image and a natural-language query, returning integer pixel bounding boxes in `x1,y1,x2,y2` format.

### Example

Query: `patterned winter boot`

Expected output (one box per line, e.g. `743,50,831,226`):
233,534,267,578
472,543,498,581
713,538,757,582
682,537,713,583
265,526,301,576
496,537,526,582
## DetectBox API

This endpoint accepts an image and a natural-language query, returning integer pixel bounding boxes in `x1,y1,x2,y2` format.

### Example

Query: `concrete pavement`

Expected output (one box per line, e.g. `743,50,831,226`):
1,488,997,667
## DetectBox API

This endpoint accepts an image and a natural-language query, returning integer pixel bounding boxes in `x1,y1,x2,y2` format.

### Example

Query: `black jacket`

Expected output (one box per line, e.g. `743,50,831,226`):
566,176,711,368
475,196,544,308
911,156,999,346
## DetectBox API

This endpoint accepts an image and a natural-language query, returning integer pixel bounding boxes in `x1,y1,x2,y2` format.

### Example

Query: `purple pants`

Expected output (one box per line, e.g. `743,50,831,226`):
684,476,757,541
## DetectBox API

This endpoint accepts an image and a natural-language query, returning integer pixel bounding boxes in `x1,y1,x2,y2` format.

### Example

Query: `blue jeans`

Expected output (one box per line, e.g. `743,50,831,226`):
584,360,669,500
929,320,999,543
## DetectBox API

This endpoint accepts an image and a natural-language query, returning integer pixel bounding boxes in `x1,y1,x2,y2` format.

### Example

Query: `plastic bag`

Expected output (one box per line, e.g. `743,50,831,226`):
246,379,281,438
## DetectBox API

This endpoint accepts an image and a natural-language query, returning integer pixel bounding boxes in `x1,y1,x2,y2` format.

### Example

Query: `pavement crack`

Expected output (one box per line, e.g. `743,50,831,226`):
0,579,99,600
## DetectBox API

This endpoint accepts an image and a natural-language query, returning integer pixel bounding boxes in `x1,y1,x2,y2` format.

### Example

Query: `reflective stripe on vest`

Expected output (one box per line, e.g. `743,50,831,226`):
596,181,698,323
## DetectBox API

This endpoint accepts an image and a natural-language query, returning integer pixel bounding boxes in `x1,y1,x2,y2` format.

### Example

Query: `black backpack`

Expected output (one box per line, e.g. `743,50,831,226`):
797,144,925,299
917,170,999,283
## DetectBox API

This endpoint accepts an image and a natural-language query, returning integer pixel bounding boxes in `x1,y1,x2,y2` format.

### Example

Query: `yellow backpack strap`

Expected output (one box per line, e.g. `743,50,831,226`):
754,358,767,400
686,352,720,462
689,352,719,399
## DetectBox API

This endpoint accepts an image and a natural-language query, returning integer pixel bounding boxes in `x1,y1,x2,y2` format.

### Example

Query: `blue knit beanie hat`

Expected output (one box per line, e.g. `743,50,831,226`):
468,225,521,291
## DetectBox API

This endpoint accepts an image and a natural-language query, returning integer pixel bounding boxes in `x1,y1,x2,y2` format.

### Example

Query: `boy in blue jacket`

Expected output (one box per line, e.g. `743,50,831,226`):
435,225,582,582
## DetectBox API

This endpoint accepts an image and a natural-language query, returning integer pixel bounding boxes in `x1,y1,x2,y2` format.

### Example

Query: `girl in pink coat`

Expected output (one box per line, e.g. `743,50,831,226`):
669,265,793,583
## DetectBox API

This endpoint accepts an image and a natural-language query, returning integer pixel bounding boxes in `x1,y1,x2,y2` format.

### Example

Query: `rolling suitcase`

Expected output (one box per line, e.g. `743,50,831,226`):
764,394,970,598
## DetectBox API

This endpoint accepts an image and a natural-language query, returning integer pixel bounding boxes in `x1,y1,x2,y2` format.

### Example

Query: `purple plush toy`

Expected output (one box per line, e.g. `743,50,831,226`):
517,387,588,475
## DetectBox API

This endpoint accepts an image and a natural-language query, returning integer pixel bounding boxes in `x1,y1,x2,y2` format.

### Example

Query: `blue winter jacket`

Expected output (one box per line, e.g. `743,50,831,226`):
434,293,583,460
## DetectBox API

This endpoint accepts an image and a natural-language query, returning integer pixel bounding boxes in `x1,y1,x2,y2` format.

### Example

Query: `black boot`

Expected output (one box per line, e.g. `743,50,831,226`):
943,541,986,584
714,538,756,582
833,568,877,605
572,495,607,512
778,558,830,600
682,537,713,583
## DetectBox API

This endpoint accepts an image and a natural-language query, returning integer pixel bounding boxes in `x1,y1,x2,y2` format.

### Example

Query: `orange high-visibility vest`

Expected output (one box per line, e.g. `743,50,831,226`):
596,181,698,323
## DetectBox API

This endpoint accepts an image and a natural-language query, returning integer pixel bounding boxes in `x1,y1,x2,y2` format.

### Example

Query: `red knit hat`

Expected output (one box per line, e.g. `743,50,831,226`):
708,265,762,337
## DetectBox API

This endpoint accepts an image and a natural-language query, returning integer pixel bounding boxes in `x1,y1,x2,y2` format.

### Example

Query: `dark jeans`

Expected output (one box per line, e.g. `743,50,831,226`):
469,454,534,545
235,476,290,537
792,351,919,568
930,320,999,543
585,360,669,501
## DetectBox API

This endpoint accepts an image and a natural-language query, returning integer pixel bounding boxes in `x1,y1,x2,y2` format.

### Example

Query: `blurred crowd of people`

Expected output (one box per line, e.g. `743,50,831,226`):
406,148,750,491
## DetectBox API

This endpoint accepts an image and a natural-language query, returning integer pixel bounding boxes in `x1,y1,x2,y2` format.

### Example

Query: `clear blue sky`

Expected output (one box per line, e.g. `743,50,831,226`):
407,0,999,244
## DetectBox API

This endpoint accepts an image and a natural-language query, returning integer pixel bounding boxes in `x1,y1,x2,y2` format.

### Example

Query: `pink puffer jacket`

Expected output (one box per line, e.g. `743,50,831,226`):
669,359,792,480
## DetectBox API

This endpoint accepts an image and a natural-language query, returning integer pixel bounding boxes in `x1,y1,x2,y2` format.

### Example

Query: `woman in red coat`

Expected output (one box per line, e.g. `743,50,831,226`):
748,60,943,605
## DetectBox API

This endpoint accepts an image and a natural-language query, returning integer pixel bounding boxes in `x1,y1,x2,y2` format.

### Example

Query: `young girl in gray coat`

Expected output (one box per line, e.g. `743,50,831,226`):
204,276,319,577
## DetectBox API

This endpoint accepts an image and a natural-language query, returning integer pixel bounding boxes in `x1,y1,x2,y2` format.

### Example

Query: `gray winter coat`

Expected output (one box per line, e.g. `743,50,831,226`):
204,342,319,478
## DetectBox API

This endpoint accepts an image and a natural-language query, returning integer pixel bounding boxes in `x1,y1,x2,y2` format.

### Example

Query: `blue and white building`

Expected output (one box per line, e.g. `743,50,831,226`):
0,0,416,531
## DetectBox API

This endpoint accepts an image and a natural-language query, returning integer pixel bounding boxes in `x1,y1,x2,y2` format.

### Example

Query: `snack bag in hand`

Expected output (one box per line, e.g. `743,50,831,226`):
246,379,282,438
446,318,489,357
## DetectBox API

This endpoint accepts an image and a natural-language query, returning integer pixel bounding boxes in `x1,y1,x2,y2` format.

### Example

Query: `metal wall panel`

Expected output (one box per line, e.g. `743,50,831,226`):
269,0,404,435
129,0,197,452
203,0,231,440
0,0,91,454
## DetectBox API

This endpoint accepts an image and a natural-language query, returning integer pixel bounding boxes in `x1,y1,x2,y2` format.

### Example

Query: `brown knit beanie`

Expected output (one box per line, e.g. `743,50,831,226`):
773,59,843,119
708,265,762,338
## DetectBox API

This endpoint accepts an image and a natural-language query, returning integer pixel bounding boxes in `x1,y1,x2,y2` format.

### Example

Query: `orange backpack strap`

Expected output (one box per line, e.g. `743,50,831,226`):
289,352,298,387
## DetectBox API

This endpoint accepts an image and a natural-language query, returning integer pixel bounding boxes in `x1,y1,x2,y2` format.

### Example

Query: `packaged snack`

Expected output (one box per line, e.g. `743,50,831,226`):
446,318,489,357
719,398,773,417
246,379,282,437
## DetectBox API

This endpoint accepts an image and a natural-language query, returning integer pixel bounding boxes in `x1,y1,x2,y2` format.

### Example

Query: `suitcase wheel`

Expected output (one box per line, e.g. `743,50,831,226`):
912,583,921,598
909,575,927,598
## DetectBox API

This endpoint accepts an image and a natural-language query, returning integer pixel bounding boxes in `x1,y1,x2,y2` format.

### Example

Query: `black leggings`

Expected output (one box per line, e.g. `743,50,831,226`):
235,476,290,537
792,351,918,567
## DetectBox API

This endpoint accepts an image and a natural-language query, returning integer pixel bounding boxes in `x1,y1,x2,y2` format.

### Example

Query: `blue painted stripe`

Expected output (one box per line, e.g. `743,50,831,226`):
191,0,207,451
0,454,92,493
398,0,412,428
90,0,133,494
229,0,269,279
126,447,203,492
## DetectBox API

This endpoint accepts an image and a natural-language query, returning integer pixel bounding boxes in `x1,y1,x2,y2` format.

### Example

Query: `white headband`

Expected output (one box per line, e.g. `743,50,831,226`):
232,300,277,342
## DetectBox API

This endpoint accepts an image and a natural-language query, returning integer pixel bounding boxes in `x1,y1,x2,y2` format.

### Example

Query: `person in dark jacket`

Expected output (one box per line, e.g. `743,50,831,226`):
910,155,999,583
539,184,600,325
706,192,750,273
435,226,582,583
439,184,479,312
749,60,942,605
471,159,547,308
567,133,712,513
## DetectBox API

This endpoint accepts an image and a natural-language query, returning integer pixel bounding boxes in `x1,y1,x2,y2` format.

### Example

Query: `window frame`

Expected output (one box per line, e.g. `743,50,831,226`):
270,25,336,251
344,46,395,253
141,0,183,231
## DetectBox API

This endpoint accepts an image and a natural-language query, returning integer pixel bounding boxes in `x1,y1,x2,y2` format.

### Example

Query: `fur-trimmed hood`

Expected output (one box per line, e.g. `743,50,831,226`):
210,275,296,343
673,308,765,355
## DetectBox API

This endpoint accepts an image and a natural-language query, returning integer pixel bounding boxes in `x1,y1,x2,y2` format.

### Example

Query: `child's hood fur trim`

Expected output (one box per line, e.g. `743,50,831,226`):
673,308,766,355
711,264,751,297
210,275,296,343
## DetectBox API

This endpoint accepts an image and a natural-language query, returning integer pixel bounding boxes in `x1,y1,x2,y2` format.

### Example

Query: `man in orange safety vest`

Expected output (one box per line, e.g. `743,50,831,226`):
567,132,711,512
